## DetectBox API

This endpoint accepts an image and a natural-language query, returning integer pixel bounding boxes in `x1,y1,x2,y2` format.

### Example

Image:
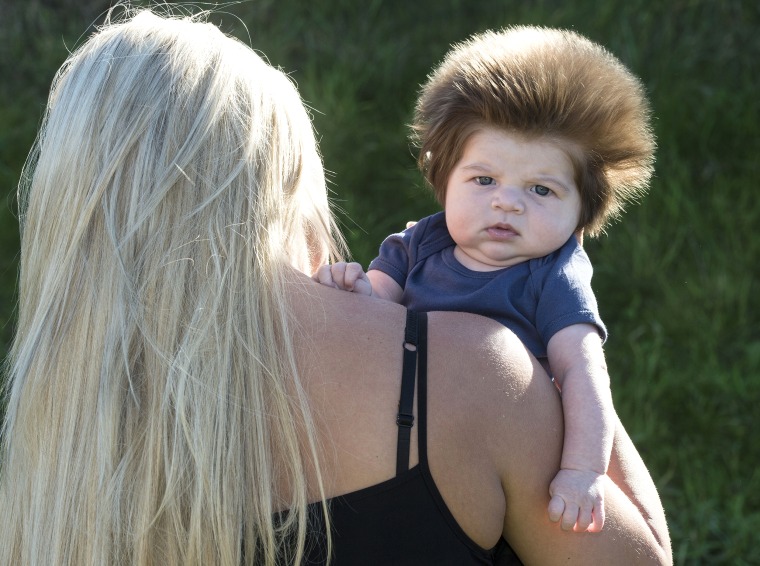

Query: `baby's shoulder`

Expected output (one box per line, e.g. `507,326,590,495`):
529,236,589,272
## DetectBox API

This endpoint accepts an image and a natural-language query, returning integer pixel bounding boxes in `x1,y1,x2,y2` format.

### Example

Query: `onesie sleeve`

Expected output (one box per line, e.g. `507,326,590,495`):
368,226,415,289
533,238,608,346
368,213,448,290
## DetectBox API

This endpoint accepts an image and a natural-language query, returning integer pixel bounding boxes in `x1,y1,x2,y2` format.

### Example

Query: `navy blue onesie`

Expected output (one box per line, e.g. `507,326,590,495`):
369,212,606,361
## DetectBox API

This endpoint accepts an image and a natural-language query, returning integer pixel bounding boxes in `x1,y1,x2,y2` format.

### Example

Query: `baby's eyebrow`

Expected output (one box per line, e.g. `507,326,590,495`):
460,163,494,172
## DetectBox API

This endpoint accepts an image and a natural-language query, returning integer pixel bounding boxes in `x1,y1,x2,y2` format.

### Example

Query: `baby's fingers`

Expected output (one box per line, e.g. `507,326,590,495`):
588,499,606,533
343,263,372,295
560,502,580,531
312,264,338,288
573,505,593,532
547,495,565,524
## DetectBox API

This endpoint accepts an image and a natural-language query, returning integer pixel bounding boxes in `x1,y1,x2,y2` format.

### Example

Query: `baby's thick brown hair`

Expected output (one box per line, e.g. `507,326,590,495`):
412,26,655,236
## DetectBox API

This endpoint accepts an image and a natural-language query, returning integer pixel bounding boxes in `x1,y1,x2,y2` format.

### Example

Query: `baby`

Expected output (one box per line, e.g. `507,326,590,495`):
314,26,655,532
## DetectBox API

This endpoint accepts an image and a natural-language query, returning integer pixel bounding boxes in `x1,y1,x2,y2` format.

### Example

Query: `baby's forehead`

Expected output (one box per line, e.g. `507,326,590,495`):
458,127,579,165
459,125,582,154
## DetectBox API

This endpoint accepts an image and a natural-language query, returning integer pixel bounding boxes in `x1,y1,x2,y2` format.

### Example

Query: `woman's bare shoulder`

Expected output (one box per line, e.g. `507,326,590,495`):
425,311,554,409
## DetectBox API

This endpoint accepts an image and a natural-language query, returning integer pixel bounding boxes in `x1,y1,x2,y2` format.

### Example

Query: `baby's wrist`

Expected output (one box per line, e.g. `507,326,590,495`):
560,465,605,477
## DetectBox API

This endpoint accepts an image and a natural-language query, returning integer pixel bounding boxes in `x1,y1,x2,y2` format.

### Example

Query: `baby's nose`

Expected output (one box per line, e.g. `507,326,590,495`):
492,186,524,212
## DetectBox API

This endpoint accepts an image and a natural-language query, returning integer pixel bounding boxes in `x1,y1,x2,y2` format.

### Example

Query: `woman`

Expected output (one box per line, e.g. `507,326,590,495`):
0,8,671,565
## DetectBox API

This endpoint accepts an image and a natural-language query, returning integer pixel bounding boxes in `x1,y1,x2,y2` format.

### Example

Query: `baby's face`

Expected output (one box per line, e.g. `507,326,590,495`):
444,127,582,272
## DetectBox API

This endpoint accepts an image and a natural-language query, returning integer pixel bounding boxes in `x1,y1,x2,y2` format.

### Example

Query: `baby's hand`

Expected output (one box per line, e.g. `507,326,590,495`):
312,262,373,296
548,468,605,532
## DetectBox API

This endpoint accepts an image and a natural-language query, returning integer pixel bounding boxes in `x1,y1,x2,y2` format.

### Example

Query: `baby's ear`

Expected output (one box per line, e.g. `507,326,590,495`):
574,228,584,246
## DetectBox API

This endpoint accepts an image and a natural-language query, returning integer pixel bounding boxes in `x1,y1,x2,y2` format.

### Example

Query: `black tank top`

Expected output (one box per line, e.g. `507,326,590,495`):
293,310,523,565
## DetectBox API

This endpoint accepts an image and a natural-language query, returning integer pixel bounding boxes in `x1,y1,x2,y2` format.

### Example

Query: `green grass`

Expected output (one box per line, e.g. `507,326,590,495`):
2,1,758,563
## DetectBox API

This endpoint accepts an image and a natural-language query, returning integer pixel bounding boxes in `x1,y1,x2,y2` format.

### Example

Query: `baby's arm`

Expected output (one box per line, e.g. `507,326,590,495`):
312,263,403,302
546,323,614,533
367,269,403,302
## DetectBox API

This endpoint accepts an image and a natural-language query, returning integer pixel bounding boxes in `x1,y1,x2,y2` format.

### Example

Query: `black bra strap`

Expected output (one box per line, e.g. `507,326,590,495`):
396,310,427,475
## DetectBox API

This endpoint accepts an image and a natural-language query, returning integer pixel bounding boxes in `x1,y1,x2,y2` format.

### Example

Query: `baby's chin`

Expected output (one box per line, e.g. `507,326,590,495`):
453,245,524,272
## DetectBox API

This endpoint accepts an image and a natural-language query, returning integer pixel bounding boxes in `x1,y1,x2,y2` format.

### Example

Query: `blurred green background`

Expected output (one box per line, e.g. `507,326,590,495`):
1,1,758,563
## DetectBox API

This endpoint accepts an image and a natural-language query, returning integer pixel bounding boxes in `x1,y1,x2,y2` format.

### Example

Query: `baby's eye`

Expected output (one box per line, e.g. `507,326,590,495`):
531,185,552,196
474,176,495,186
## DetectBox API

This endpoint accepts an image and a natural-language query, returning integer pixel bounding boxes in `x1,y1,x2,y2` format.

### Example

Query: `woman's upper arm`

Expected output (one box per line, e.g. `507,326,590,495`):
481,326,672,564
503,448,672,565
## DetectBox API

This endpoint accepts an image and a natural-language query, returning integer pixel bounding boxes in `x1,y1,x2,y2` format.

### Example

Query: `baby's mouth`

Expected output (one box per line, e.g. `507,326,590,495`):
486,223,519,239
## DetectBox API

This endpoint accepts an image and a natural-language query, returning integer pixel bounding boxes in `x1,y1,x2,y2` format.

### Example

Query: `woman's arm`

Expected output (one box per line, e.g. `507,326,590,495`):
503,417,671,565
428,312,672,565
494,331,672,565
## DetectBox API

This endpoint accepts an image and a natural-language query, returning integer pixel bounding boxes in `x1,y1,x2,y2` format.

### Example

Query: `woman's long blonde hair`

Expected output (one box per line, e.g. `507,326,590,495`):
1,7,342,565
